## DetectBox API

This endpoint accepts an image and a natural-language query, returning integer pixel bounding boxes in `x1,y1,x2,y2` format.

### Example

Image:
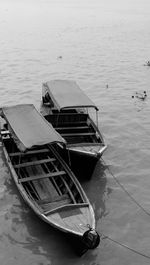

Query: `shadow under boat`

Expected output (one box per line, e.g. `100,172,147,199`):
55,144,98,181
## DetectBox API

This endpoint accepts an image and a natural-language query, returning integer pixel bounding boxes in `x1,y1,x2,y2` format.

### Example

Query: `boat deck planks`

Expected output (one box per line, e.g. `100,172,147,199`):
43,196,72,214
46,206,91,234
26,163,56,202
19,170,66,183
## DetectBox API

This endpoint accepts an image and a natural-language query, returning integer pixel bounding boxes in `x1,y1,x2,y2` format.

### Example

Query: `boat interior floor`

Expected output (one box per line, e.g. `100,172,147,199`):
44,113,102,144
3,137,85,213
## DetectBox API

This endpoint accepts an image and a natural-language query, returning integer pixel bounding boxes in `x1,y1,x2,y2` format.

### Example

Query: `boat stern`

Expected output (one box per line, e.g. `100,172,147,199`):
68,143,107,160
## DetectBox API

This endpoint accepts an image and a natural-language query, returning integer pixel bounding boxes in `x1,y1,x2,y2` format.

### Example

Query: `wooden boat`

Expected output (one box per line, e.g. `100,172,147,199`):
41,80,107,160
0,104,100,254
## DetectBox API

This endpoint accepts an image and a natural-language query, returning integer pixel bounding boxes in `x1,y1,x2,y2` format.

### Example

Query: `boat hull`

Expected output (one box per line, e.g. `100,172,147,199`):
67,144,107,160
0,103,100,254
2,144,93,235
1,136,99,254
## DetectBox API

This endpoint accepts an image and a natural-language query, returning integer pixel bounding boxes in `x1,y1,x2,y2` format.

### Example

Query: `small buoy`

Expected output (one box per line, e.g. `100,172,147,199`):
82,228,100,249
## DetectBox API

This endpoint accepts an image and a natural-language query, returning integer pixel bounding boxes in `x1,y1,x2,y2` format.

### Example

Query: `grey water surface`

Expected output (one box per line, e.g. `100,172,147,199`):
0,0,150,264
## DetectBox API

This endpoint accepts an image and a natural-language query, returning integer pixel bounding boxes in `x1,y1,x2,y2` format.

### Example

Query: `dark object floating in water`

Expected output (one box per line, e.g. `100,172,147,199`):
82,227,100,249
146,61,150,66
144,61,150,66
132,91,147,100
57,56,62,59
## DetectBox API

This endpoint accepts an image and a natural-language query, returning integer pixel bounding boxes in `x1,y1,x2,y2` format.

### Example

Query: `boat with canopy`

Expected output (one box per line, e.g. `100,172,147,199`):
0,104,100,254
41,80,107,160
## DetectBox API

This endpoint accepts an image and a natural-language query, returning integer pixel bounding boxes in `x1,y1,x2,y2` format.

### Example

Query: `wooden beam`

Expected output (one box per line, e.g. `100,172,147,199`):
14,158,56,169
43,159,63,195
60,177,76,204
56,126,89,130
19,170,66,183
61,132,95,137
9,148,50,157
1,130,10,135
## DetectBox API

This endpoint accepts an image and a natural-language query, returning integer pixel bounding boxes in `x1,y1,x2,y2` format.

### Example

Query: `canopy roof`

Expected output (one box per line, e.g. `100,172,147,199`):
2,104,66,152
45,80,98,111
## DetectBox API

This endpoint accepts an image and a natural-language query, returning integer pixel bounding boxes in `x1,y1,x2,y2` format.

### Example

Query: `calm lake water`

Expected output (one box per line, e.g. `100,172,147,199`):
1,0,150,264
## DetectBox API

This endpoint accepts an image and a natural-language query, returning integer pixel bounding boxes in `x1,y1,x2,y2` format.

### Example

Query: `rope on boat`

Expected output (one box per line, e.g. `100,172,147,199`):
101,158,150,217
100,233,150,260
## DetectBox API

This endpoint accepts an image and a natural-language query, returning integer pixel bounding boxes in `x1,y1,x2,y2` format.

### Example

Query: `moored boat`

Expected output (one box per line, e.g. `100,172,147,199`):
41,79,107,160
0,104,100,254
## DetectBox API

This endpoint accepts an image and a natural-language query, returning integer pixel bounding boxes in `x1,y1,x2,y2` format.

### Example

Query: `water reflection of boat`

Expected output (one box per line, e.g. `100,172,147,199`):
41,80,107,160
0,104,100,255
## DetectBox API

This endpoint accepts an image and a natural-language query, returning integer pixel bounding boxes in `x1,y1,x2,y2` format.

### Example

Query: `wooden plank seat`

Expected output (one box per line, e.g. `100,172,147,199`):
9,148,50,157
61,132,95,137
68,142,104,147
1,130,10,135
19,170,66,183
14,158,56,169
54,122,88,128
44,113,88,126
55,125,89,130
